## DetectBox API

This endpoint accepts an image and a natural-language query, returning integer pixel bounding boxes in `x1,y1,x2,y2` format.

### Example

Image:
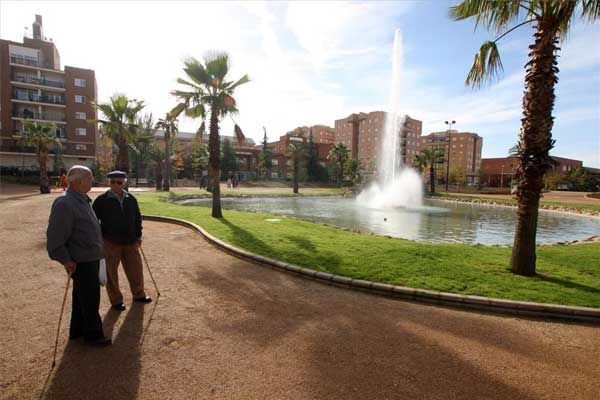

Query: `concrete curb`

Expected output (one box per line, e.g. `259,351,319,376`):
143,214,600,324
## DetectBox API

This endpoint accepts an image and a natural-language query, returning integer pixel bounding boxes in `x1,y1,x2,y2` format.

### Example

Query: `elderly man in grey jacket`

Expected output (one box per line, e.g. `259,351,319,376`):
47,166,111,346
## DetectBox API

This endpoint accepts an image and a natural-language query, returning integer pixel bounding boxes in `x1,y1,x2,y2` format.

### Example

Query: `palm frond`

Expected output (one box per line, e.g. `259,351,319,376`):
183,57,212,87
234,124,245,146
582,0,600,21
204,51,229,80
449,0,522,33
225,74,250,91
466,40,504,88
186,104,206,119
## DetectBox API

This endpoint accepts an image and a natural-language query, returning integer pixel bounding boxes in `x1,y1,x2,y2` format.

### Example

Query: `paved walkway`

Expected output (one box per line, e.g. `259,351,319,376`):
1,194,599,399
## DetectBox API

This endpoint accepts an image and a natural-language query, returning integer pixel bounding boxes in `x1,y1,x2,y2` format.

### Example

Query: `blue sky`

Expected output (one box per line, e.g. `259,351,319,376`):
2,1,599,166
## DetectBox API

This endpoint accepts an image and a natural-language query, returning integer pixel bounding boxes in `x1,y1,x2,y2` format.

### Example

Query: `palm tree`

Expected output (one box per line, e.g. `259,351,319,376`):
328,143,349,187
148,144,165,191
155,112,179,191
93,94,145,173
413,152,428,174
171,52,250,218
19,121,61,194
130,113,155,186
420,148,445,195
286,142,306,194
450,1,600,276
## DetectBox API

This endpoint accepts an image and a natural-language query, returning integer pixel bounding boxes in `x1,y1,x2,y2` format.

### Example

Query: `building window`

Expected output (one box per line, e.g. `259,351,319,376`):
76,128,87,136
75,95,86,103
75,112,86,120
75,144,87,150
74,78,87,87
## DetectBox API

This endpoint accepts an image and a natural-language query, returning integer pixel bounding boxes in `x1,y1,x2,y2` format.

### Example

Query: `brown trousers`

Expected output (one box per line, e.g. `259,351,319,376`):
104,240,146,305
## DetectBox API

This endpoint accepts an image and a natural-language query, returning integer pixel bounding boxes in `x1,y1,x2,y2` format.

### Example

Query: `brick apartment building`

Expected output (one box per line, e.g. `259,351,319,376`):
481,156,583,187
419,130,483,185
334,112,422,170
0,15,97,170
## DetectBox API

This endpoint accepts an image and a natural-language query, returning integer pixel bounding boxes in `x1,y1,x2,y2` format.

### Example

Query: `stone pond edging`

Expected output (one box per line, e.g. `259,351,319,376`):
143,214,600,324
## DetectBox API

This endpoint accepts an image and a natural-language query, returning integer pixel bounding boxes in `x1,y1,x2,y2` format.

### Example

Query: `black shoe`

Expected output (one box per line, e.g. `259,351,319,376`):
84,336,112,347
69,333,83,340
112,303,126,311
134,296,152,303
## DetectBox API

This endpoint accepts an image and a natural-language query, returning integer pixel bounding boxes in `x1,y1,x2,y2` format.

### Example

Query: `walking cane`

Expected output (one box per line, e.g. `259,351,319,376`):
52,273,71,368
140,246,160,297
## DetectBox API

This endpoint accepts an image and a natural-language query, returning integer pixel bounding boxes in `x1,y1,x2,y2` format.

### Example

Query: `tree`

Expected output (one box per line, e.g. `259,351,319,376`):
96,127,115,182
450,0,600,276
155,112,179,191
188,137,209,187
306,128,320,182
148,144,165,191
172,140,186,182
449,167,467,186
129,113,155,186
287,142,306,194
19,121,60,194
345,158,364,186
259,127,273,179
172,52,250,218
419,148,445,195
93,94,145,173
220,138,238,177
413,153,428,174
328,143,349,187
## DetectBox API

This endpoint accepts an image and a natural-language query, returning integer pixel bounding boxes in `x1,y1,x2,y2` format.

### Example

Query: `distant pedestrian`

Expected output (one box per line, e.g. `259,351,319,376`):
59,171,68,191
227,177,232,188
92,171,151,312
46,165,111,346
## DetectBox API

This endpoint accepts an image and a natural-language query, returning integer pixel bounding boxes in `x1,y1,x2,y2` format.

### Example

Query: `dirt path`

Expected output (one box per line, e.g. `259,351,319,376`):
1,194,599,400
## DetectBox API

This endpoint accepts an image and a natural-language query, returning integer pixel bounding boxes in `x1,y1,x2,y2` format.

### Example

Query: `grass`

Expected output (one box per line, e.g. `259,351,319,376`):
437,193,600,213
137,192,600,308
165,187,346,200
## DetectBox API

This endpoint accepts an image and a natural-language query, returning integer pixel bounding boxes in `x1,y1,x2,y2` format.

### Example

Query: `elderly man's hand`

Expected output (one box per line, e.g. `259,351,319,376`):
63,261,77,275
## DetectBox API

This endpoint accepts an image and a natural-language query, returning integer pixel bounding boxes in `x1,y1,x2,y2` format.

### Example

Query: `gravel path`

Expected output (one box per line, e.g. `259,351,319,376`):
1,194,599,400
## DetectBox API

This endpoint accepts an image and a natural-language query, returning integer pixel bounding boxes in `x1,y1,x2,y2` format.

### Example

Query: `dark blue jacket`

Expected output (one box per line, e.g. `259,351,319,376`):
92,190,142,244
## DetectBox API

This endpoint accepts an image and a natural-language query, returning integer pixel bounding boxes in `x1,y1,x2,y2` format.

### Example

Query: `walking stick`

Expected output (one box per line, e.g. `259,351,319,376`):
52,273,71,368
140,246,160,297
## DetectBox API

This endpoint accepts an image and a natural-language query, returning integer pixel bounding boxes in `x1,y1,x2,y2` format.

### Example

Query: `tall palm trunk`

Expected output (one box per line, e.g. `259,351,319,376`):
429,162,435,194
293,160,299,194
118,129,129,173
163,130,171,191
208,103,222,218
155,161,162,191
38,150,50,194
510,18,561,276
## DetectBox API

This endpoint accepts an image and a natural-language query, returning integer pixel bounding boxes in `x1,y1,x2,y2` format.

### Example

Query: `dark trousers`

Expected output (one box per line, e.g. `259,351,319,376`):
70,260,104,340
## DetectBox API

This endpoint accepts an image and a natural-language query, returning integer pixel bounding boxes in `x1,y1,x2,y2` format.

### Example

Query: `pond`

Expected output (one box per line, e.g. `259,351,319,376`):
177,196,600,245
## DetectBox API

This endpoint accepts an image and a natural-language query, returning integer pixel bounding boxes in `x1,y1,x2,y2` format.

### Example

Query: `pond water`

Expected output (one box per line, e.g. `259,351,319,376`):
177,196,600,245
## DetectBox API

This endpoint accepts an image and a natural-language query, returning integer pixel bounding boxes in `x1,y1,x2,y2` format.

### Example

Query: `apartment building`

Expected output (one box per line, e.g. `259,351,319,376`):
0,15,97,169
334,111,422,169
419,130,483,185
481,156,583,187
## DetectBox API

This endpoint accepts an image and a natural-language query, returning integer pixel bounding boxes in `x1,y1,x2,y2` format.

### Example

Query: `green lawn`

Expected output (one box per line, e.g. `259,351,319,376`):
138,193,600,308
437,193,600,213
166,187,346,200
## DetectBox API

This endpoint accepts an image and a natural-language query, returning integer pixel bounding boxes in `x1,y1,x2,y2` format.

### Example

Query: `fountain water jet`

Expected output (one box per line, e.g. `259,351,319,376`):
357,29,423,209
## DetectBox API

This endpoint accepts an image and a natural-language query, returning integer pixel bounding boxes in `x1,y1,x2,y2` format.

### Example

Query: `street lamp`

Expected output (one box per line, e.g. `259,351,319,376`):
444,120,456,192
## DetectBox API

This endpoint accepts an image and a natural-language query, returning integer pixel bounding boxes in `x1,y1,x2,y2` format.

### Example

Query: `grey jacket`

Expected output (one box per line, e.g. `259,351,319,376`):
46,188,104,264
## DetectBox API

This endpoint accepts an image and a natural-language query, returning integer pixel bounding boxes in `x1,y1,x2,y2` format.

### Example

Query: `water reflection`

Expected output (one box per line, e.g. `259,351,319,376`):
178,197,600,245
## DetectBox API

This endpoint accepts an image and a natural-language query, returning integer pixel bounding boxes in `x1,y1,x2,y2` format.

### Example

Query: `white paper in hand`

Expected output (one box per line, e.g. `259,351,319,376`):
99,259,107,286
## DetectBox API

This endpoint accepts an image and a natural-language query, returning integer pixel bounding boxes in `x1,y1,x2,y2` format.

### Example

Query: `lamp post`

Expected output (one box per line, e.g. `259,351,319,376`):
444,120,455,192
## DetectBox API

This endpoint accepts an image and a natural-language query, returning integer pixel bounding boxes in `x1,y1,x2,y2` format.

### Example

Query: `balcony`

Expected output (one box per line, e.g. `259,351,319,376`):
12,91,65,106
12,110,66,123
12,75,65,89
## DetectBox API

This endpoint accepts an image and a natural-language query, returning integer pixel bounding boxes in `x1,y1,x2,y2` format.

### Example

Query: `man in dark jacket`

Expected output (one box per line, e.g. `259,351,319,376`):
92,171,151,311
47,165,111,346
